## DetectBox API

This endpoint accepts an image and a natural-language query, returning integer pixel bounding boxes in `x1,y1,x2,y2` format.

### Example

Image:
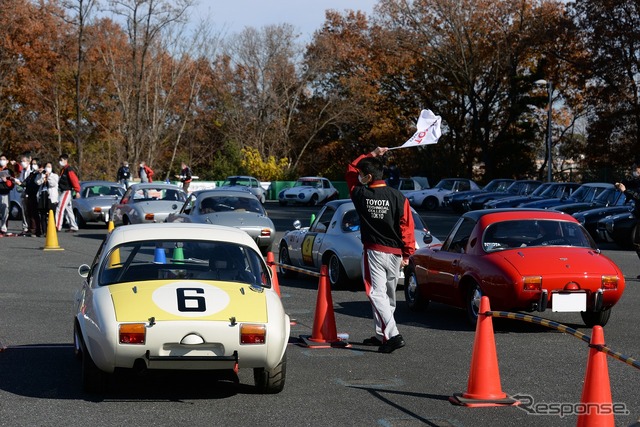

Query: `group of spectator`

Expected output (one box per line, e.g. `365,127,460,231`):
2,154,190,237
0,153,73,237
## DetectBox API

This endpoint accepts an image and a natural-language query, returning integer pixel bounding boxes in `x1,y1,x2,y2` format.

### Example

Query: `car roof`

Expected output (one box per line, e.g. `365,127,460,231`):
106,223,260,252
462,208,577,223
296,176,327,181
193,188,256,198
81,180,124,187
129,183,183,190
224,175,257,180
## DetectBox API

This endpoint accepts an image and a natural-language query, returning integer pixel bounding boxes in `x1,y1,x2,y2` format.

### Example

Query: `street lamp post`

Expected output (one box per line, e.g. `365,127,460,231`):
535,79,553,182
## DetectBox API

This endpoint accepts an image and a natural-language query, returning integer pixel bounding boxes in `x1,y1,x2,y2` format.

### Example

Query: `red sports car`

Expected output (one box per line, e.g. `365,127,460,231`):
405,209,625,327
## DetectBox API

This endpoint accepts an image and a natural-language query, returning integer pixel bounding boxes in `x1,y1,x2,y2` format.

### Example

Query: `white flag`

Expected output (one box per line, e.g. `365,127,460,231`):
395,109,442,149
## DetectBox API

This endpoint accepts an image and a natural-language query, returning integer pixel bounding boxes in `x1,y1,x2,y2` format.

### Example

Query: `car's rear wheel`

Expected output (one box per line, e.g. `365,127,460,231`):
404,265,428,311
79,331,110,393
73,322,83,360
122,215,130,225
465,282,482,326
581,307,612,327
74,209,86,229
327,252,347,288
254,351,286,394
422,196,438,211
278,244,297,278
9,201,22,221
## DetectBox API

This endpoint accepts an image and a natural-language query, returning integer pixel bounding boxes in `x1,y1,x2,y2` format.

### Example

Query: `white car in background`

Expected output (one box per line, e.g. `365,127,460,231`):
405,178,480,210
278,176,339,206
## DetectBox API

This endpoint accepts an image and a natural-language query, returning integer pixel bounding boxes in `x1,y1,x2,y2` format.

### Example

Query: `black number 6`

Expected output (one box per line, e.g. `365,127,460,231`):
176,288,206,312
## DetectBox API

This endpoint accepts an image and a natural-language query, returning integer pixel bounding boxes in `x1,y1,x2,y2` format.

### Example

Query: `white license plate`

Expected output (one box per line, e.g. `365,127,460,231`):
552,292,586,312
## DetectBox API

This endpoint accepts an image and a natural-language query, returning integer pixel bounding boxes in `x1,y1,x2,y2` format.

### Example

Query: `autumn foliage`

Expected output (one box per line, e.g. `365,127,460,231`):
0,0,636,183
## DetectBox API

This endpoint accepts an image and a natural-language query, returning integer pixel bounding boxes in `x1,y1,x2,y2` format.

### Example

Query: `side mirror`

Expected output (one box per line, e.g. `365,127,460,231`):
423,232,433,244
293,220,301,230
78,264,91,278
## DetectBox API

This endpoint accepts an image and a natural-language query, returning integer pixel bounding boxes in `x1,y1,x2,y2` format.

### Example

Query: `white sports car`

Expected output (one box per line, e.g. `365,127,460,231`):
73,223,290,393
278,176,339,206
405,178,480,210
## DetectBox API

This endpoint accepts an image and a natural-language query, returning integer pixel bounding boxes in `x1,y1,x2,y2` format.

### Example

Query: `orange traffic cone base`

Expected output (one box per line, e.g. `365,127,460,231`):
298,334,351,349
449,393,519,407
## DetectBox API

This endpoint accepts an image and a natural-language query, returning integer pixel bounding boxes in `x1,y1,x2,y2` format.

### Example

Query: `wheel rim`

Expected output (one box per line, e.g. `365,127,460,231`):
328,254,340,285
278,246,290,274
406,273,418,304
470,286,482,318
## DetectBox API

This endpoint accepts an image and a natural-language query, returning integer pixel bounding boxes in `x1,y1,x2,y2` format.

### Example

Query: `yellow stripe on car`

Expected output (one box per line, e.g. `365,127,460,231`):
109,280,267,322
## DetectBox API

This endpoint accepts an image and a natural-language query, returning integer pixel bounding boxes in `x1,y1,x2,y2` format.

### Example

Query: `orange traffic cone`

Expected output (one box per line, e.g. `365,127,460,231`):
42,209,64,251
266,252,281,297
300,265,350,348
577,326,614,427
450,296,519,407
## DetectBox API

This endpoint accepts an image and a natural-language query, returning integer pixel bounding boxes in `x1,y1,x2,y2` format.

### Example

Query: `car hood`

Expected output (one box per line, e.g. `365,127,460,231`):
496,248,616,276
109,280,267,322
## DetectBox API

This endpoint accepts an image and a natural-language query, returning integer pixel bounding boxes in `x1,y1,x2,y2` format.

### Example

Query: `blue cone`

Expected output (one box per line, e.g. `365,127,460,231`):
154,247,167,264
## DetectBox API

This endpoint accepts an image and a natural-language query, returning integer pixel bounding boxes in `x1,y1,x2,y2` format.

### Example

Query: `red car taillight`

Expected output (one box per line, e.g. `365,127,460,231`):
523,276,542,291
145,213,155,220
260,228,271,237
601,275,618,290
119,323,146,344
93,207,102,212
240,324,266,344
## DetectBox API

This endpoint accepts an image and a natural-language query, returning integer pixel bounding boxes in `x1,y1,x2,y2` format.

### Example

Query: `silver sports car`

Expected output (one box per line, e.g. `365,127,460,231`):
165,189,276,255
73,181,125,227
278,199,441,288
110,183,187,226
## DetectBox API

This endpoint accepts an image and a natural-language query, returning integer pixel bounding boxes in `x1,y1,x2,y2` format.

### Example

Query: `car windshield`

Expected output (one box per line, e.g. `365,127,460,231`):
482,219,595,252
132,188,186,202
569,185,605,203
99,240,269,287
592,187,622,205
199,196,263,214
483,180,513,192
434,179,457,190
222,177,251,187
84,185,124,198
293,179,321,188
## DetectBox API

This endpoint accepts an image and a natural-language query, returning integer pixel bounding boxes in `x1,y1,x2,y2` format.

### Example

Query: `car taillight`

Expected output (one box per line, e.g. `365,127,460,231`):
601,275,618,290
260,228,271,237
119,323,146,344
93,207,102,212
145,213,155,220
240,324,266,344
523,276,542,291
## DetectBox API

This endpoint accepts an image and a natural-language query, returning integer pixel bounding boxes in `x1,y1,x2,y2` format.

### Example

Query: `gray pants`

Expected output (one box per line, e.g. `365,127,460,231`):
362,249,402,341
0,193,8,232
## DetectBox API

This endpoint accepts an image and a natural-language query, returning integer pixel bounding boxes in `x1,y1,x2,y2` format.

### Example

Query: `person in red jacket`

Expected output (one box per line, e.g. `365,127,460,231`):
0,154,16,235
346,146,415,353
55,154,81,232
139,161,154,183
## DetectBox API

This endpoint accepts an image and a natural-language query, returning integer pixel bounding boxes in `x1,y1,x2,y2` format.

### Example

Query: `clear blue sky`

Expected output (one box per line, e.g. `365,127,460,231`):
193,0,378,39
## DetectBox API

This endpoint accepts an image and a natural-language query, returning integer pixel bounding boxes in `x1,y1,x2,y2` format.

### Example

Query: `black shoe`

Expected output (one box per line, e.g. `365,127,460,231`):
19,232,32,237
378,335,405,353
636,274,640,280
65,229,78,233
362,336,383,346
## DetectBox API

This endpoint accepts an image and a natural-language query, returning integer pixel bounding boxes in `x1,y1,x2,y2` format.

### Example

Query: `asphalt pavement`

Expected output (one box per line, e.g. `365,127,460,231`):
0,205,638,427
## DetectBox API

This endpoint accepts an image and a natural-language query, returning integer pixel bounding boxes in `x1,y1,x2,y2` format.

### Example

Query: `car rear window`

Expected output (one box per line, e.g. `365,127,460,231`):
482,220,596,252
99,240,270,288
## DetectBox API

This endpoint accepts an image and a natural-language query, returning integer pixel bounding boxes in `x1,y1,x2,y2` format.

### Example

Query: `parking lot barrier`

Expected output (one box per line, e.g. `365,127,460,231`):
299,265,350,349
450,296,520,407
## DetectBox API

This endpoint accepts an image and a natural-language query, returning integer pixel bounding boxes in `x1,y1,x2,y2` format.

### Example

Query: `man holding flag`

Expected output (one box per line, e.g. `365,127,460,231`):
347,146,416,353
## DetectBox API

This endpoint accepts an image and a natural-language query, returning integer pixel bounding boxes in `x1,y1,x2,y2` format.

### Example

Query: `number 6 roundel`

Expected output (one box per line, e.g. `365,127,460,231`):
152,282,230,317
